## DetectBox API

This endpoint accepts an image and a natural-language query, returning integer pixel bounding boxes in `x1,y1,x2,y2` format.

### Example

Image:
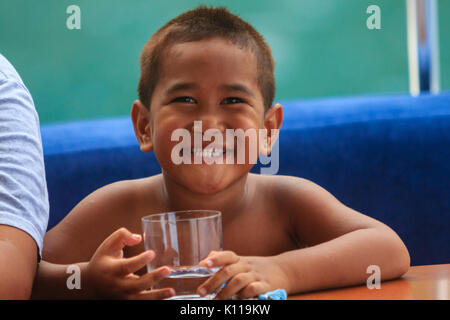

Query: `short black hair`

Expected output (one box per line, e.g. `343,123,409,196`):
138,5,276,112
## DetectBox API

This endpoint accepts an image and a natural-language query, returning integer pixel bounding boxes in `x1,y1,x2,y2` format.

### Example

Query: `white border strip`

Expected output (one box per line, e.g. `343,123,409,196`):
406,0,420,96
428,0,440,93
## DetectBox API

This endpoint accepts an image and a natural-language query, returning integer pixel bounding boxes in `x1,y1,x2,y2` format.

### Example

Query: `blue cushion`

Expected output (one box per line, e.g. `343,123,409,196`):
41,92,450,266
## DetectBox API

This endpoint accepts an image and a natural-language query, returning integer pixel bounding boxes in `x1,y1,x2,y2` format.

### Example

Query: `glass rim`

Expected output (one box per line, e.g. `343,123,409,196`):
141,209,221,223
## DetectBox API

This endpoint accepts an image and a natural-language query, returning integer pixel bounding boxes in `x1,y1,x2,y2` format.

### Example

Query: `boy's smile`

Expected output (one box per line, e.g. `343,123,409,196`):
140,37,268,195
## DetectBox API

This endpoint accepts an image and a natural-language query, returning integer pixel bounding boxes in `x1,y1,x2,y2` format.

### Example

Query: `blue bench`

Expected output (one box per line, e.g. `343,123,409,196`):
41,92,450,266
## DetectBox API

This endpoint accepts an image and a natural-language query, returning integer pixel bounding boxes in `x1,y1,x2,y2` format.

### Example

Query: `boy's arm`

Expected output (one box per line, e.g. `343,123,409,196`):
273,177,410,294
31,260,90,299
197,177,410,298
32,228,174,299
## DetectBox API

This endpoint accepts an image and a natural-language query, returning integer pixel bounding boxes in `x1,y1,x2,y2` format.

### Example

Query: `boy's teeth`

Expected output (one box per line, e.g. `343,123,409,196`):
192,148,224,158
212,148,223,157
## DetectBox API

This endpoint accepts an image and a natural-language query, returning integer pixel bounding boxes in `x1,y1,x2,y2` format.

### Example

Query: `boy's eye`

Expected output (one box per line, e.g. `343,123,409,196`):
172,96,196,104
222,97,245,104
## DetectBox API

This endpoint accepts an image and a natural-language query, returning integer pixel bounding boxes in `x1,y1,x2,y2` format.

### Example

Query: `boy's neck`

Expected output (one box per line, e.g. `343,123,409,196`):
159,173,250,224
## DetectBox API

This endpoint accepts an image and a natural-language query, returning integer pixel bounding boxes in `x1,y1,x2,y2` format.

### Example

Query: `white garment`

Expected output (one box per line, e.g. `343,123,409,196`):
0,53,49,258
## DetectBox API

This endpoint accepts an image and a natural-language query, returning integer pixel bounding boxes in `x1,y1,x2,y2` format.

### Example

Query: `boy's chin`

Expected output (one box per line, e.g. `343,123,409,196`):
185,180,228,195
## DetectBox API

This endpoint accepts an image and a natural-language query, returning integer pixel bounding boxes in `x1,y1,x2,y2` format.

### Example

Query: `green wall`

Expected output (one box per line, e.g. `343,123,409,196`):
1,0,448,124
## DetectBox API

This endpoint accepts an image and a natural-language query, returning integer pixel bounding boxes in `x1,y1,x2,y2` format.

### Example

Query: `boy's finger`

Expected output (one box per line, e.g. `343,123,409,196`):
126,266,172,292
238,281,266,300
116,250,155,275
98,228,142,255
130,288,175,300
199,250,239,268
198,251,217,266
205,250,219,258
197,262,242,297
215,273,254,300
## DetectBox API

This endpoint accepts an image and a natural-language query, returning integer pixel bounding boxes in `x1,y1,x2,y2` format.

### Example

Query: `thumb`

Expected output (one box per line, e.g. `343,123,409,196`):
97,227,142,257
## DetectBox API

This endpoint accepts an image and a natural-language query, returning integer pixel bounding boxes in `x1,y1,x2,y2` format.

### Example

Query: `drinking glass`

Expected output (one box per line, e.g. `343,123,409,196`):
142,210,222,299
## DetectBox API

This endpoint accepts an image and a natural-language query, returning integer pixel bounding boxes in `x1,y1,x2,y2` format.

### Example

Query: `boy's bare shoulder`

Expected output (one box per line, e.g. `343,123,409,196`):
85,174,163,210
252,173,350,219
250,173,328,203
43,174,163,263
250,173,381,247
61,174,162,221
249,173,325,219
249,173,343,239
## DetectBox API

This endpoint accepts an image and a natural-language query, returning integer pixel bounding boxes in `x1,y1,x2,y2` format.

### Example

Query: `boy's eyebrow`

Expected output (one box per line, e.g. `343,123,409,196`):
165,82,255,98
165,82,197,96
220,84,255,98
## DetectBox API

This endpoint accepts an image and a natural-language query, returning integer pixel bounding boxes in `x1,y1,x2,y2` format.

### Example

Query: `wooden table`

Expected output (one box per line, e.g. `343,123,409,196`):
289,264,450,300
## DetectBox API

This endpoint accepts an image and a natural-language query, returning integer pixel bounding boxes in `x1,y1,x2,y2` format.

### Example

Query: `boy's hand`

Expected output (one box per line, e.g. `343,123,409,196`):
197,250,289,300
85,227,175,299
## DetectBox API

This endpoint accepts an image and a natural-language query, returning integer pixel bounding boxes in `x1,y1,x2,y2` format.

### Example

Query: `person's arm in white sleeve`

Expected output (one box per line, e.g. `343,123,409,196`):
0,54,49,299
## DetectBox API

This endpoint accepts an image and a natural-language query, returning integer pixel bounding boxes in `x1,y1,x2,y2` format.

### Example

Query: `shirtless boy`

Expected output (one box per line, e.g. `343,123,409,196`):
38,6,410,299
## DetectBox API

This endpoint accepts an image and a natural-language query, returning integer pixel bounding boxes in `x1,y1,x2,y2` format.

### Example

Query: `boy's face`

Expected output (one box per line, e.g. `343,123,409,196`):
133,37,278,195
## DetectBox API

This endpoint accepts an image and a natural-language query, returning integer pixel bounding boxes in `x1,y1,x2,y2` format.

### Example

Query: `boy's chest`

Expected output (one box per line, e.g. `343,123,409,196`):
221,208,298,256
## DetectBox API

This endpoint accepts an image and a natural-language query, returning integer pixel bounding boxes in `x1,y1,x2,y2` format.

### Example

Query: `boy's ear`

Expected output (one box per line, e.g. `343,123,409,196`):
131,100,153,153
261,103,283,155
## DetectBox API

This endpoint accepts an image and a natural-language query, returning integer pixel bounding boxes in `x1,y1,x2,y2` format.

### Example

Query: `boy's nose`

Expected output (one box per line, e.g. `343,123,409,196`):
191,114,226,134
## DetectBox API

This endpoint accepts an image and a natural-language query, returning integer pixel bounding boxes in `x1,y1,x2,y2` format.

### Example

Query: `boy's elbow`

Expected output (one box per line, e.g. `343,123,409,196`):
397,242,411,276
372,226,410,279
393,246,410,278
387,231,411,278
